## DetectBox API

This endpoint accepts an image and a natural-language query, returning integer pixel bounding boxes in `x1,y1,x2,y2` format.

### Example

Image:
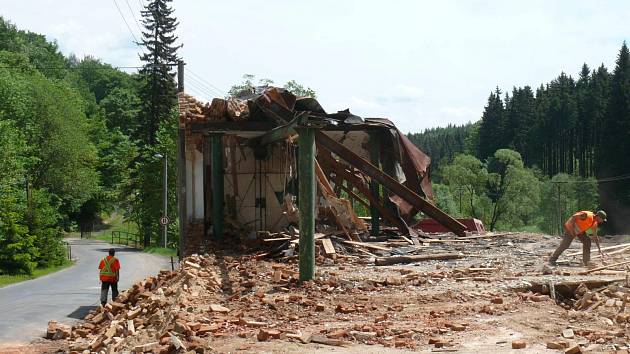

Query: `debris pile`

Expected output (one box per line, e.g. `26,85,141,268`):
45,233,630,353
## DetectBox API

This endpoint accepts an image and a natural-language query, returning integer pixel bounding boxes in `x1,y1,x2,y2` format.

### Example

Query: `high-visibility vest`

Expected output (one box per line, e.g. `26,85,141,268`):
100,256,117,278
574,211,596,233
565,211,597,235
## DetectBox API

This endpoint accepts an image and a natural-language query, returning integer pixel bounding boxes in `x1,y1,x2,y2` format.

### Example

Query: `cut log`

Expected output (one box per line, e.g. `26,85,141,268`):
375,253,464,266
529,278,625,298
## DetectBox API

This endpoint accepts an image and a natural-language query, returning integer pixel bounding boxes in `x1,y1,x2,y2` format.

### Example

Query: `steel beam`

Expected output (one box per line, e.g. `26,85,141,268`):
368,133,381,236
296,127,316,281
210,134,224,238
315,131,467,236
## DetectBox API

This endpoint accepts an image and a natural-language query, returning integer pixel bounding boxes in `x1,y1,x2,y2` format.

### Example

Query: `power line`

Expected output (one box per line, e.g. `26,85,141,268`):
186,74,223,97
185,81,217,100
124,0,144,35
550,173,630,184
112,0,139,44
0,64,176,70
185,68,226,96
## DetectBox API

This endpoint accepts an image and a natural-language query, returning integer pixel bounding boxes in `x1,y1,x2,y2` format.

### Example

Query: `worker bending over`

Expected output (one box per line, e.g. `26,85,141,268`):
549,210,607,266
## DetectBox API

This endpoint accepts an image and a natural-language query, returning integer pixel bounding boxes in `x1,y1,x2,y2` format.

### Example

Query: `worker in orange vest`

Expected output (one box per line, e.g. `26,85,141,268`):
99,248,121,306
549,210,607,266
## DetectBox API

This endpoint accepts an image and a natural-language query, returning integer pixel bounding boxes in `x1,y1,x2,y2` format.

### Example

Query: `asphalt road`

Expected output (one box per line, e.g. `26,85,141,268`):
0,238,172,344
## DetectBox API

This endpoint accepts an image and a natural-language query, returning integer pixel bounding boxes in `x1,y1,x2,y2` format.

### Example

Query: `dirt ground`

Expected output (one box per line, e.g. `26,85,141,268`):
11,232,630,353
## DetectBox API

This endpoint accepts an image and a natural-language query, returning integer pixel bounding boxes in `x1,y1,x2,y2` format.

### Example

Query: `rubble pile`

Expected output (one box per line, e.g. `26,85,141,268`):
45,233,630,353
56,245,519,353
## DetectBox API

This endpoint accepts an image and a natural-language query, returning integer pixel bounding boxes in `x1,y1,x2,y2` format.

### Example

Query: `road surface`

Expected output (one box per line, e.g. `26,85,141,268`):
0,238,172,344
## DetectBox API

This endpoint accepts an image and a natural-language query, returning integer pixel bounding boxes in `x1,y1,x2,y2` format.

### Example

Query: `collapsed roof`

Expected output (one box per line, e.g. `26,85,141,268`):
178,86,466,247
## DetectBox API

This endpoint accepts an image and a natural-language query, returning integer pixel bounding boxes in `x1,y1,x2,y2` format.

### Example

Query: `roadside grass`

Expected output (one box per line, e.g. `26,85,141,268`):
65,212,177,257
143,247,178,257
0,260,75,288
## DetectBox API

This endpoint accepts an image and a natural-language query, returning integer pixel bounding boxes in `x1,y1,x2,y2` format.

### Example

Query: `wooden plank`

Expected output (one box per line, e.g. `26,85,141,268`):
580,260,630,274
375,253,464,266
566,243,630,257
341,240,391,251
321,238,336,255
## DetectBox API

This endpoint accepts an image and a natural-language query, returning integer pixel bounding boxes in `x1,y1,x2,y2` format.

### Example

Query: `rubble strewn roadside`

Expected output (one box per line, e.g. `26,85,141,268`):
43,232,630,353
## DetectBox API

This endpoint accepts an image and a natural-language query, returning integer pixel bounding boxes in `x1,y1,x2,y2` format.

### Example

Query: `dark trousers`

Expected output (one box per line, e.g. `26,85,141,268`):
550,232,591,265
100,281,119,305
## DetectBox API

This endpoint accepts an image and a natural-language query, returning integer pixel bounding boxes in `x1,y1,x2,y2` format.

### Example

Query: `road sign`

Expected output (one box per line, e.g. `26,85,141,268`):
160,216,170,226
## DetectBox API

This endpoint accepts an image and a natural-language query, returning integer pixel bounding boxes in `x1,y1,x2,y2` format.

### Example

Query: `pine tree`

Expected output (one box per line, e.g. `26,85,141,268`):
599,42,630,233
137,0,181,145
477,88,505,160
135,0,181,246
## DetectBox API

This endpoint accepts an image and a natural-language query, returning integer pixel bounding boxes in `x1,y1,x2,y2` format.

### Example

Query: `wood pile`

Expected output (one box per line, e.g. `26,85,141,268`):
177,93,251,124
177,93,209,124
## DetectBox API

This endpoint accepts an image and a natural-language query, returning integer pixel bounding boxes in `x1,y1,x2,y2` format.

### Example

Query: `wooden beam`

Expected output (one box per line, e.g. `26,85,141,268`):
315,131,467,237
317,152,409,234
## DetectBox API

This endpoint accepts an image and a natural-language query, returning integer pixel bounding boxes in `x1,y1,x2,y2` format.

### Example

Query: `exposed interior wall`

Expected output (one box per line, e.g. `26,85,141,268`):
223,142,293,233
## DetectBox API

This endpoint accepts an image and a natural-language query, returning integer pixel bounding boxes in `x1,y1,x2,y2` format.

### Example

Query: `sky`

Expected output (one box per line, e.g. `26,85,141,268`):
2,0,629,133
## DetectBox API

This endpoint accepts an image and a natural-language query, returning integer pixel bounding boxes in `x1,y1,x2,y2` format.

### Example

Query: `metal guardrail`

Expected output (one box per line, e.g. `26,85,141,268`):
111,230,143,248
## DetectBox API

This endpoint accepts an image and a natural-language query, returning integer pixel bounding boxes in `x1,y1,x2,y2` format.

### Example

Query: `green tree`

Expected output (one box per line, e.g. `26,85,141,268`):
599,42,630,233
133,0,181,246
486,149,541,230
137,0,181,145
440,154,488,220
477,88,505,160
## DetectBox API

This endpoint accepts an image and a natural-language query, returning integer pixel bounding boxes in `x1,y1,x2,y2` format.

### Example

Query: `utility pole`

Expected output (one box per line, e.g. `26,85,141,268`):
177,60,186,256
162,153,168,247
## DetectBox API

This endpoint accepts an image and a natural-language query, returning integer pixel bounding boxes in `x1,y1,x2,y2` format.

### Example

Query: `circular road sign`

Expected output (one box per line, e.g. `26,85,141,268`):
160,216,170,226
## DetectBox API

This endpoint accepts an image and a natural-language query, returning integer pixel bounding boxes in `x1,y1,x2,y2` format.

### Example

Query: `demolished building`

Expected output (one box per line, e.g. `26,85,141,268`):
176,86,467,276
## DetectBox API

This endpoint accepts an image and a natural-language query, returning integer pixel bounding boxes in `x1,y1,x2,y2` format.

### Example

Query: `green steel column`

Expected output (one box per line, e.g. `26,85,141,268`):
211,134,224,238
369,133,380,236
296,127,316,281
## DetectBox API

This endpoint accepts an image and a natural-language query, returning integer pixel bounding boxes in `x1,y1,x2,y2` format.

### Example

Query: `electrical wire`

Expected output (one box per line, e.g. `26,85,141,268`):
185,68,227,96
112,0,139,44
550,173,630,184
185,81,215,101
185,73,222,96
124,0,144,35
185,69,225,97
0,64,177,70
186,74,223,97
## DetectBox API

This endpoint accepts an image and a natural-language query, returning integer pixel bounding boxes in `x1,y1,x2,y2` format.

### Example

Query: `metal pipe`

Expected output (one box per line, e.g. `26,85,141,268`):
211,134,224,238
297,127,316,281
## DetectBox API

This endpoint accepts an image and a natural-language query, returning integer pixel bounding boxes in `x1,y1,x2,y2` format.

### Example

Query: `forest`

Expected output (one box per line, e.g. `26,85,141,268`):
1,11,629,277
408,43,630,234
0,3,179,276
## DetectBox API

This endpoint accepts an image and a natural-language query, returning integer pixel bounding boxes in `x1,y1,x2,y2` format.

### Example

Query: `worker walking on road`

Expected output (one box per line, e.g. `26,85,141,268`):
549,210,608,266
99,248,120,306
